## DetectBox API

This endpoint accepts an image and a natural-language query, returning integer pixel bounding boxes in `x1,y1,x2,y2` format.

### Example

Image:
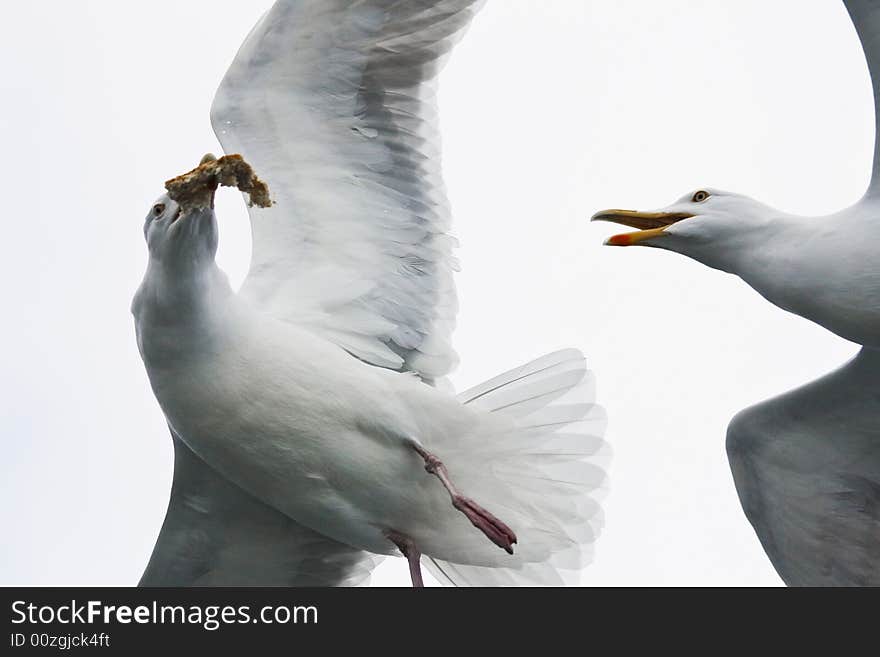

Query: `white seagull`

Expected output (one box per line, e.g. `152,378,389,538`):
135,0,608,587
592,0,880,586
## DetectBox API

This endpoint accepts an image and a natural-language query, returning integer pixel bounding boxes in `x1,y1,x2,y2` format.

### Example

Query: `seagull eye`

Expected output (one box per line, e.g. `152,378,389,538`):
152,203,166,217
692,190,710,203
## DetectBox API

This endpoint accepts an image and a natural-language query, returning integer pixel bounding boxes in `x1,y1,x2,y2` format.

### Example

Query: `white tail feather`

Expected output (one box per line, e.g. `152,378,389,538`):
423,349,609,586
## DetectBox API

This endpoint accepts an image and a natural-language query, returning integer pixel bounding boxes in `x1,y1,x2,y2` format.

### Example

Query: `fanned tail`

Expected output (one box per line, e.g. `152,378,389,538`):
423,349,609,586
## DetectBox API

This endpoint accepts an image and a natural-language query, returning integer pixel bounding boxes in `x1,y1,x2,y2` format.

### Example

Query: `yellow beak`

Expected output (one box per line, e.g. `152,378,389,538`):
591,209,694,246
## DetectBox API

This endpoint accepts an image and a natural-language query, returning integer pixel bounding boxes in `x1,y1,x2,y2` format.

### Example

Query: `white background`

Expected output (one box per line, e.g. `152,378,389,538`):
0,1,867,586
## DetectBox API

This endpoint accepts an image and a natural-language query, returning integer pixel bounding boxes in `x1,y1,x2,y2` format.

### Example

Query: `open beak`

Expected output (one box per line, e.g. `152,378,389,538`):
591,209,694,246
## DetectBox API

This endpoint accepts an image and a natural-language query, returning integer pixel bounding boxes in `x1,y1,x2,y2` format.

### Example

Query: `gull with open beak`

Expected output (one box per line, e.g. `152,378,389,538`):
592,0,880,586
592,207,694,248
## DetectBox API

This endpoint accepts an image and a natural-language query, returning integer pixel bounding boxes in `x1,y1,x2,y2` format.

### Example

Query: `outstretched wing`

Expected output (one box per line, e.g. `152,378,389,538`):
140,432,381,587
845,0,880,194
726,348,880,586
211,0,486,380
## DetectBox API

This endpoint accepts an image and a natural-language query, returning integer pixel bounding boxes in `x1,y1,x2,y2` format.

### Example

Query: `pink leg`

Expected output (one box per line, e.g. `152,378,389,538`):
411,444,517,555
386,530,424,588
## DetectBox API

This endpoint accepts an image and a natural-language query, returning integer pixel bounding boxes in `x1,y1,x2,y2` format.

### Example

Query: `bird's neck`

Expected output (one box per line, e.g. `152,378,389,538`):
132,259,235,365
733,225,807,301
730,219,841,321
135,258,231,313
728,209,880,346
678,217,800,282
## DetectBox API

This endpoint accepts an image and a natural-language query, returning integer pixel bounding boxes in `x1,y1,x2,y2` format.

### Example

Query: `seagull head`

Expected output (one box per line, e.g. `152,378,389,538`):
143,194,218,271
591,188,782,273
143,155,221,272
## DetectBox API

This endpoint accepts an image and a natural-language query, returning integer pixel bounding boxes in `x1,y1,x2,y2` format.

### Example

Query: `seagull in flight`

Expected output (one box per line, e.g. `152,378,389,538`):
135,0,608,587
592,0,880,586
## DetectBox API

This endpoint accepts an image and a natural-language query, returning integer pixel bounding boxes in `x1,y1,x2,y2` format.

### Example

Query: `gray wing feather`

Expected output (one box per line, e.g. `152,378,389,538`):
211,0,486,380
727,348,880,586
140,432,381,587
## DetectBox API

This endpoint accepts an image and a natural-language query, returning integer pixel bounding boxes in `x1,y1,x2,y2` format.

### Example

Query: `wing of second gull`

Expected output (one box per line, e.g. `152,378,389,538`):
141,431,381,586
727,348,880,586
211,0,486,381
724,0,880,588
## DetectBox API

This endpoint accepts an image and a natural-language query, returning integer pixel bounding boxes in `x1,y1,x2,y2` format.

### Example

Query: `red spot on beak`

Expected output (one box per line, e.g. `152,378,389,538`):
606,233,633,246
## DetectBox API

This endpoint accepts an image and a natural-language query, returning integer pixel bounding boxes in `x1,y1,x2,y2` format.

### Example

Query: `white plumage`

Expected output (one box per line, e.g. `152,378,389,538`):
135,0,609,587
211,0,473,380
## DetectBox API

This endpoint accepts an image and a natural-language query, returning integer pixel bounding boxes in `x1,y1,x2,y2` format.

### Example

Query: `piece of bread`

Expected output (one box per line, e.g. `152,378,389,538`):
165,154,272,211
